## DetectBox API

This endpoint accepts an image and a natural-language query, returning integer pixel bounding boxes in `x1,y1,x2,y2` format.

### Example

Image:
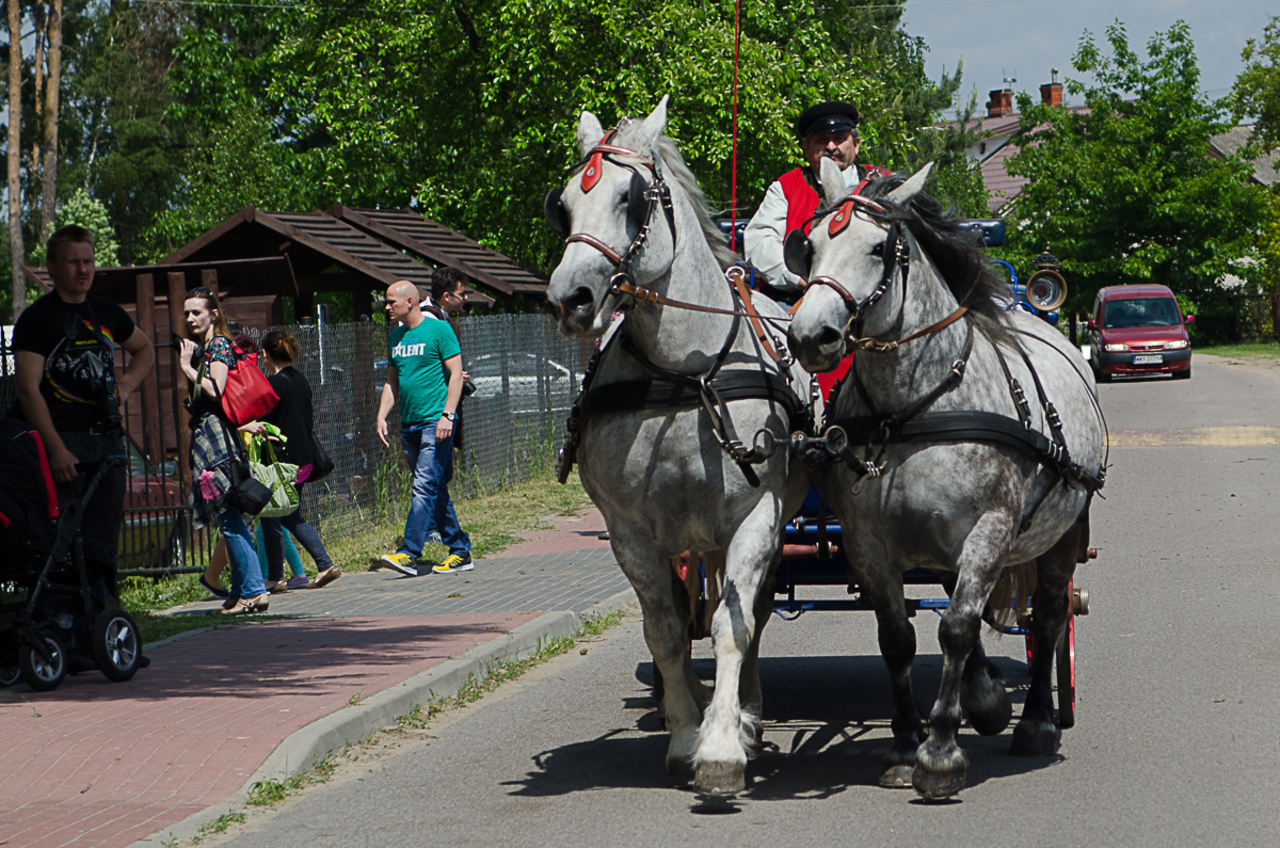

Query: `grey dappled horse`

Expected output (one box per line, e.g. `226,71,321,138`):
545,98,812,795
787,161,1106,800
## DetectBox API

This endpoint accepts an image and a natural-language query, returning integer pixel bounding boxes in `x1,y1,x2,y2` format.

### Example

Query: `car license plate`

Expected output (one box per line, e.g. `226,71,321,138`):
1133,354,1163,364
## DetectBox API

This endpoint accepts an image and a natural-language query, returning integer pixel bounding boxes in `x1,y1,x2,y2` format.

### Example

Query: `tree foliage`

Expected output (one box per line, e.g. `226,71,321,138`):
154,0,969,272
1230,15,1280,152
1004,21,1266,315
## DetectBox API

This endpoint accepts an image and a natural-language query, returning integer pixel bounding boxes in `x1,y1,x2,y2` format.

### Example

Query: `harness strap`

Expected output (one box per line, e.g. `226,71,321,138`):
729,268,787,365
850,306,968,353
566,233,624,264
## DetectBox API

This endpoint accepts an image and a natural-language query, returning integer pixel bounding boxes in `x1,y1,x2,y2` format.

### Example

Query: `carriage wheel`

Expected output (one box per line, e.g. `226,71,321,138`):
19,630,68,692
1056,597,1077,728
91,608,142,683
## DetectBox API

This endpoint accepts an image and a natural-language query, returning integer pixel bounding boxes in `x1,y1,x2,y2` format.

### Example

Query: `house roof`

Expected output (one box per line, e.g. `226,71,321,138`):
324,206,547,297
958,105,1090,215
1209,126,1279,186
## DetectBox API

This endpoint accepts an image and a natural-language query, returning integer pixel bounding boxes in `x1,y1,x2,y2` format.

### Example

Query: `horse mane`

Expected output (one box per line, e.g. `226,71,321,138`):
612,119,736,270
862,174,1019,349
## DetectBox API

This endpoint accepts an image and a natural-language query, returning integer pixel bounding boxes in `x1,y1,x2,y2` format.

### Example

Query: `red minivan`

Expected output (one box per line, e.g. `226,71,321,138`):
1088,284,1193,381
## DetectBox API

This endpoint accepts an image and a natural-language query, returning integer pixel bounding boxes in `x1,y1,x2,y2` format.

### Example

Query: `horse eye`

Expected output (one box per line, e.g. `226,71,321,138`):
870,241,886,257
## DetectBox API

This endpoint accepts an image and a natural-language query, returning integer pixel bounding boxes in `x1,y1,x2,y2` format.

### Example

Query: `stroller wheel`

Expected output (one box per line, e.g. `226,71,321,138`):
1,658,20,687
92,608,142,683
19,630,68,692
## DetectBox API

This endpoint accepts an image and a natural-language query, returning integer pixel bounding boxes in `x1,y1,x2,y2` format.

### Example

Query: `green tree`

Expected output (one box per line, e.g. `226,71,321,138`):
1004,21,1265,326
161,0,967,275
1230,15,1280,150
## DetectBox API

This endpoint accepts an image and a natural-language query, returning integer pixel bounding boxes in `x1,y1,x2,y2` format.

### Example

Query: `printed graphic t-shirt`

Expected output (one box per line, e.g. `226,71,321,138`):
388,318,461,425
11,292,135,431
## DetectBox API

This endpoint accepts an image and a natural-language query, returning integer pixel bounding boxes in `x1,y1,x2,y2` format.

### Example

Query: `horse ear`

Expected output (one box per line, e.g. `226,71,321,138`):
887,162,934,205
634,95,670,152
818,158,845,204
577,111,605,157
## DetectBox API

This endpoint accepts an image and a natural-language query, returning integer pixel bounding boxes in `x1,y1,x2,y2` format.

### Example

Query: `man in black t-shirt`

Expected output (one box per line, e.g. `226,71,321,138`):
12,225,155,611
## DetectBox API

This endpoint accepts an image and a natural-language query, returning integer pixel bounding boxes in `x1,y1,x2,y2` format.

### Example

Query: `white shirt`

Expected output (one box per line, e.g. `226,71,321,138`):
743,164,863,292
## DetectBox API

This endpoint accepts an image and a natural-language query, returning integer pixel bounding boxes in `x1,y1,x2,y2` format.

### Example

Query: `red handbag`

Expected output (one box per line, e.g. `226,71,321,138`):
220,346,279,425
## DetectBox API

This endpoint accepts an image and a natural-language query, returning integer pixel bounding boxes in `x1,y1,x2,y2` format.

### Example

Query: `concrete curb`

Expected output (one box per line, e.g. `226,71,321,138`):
129,588,637,848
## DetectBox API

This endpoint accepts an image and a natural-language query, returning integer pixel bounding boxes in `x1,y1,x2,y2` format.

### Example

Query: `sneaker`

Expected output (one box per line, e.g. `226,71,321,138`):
286,574,311,590
310,567,342,589
432,553,473,574
379,553,419,577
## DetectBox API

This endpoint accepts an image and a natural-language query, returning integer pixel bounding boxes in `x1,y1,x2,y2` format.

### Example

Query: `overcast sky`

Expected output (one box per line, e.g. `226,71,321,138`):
901,0,1275,115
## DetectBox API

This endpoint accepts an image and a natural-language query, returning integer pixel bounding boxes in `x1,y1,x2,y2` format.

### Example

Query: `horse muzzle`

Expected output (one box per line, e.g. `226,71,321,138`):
787,319,845,374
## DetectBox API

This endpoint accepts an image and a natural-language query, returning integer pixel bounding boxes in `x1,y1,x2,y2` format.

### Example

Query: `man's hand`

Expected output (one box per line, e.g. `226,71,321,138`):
377,416,390,448
49,442,80,484
436,416,454,442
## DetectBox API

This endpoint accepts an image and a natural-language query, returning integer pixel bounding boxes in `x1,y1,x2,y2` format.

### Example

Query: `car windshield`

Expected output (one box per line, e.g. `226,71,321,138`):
1101,297,1180,329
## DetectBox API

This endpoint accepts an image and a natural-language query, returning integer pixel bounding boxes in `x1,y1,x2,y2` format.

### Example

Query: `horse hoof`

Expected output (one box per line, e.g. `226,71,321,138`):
693,761,745,797
912,764,966,800
879,764,914,789
1010,720,1061,757
962,671,1013,737
667,757,696,788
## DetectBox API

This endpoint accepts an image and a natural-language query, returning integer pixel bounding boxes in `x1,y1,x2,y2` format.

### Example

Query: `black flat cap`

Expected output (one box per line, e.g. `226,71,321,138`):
795,101,861,138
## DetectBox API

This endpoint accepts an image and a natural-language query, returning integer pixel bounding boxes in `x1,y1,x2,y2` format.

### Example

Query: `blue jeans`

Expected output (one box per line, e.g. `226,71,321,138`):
220,510,265,599
261,510,335,579
399,422,470,559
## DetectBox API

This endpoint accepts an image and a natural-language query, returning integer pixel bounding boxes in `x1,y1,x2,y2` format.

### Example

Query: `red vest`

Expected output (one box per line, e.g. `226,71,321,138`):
778,164,893,238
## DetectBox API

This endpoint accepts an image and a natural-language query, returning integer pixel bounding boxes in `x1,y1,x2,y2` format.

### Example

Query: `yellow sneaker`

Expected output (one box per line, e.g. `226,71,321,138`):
379,552,418,577
432,553,473,574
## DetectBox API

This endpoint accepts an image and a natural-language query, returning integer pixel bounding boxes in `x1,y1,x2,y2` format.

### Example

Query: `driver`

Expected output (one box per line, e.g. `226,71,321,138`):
743,100,890,297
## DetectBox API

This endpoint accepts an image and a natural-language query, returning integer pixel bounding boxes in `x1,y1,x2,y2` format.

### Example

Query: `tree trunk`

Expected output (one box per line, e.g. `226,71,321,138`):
8,0,24,319
29,0,44,231
40,0,61,239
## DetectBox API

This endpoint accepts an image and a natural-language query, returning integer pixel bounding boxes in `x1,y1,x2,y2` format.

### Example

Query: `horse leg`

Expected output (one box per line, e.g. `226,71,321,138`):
613,536,703,788
941,574,1013,737
692,510,778,797
653,562,711,730
1011,519,1084,756
738,555,780,757
913,516,1012,800
859,566,926,788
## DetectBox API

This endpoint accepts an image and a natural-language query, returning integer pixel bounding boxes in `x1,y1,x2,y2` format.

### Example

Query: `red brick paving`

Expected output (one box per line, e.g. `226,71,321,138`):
0,612,539,848
494,505,611,558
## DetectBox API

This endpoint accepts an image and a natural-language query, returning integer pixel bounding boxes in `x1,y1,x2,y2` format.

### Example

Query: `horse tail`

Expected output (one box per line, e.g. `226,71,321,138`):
987,559,1037,631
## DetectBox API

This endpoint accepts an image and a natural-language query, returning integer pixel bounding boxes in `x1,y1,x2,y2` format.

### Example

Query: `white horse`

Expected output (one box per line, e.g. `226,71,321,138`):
787,161,1106,799
544,98,813,795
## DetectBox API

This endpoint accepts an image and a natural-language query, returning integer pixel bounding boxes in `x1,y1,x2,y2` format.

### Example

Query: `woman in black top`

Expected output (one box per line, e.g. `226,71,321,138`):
258,331,341,589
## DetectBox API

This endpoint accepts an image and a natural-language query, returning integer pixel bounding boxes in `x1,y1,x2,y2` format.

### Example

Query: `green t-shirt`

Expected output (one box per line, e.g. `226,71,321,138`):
388,318,461,425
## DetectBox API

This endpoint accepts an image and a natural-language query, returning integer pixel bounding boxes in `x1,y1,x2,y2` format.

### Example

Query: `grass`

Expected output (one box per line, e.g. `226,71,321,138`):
246,753,339,807
114,467,596,644
1197,341,1280,359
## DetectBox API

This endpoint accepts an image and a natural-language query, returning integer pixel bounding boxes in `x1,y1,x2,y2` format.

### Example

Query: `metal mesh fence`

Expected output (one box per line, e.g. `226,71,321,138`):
1,313,589,577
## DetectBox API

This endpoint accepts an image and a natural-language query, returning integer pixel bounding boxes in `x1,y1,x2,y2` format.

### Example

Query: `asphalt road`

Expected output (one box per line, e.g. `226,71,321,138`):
211,354,1280,848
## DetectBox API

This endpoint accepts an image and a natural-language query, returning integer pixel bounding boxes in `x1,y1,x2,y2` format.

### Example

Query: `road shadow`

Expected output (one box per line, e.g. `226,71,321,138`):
506,652,1062,801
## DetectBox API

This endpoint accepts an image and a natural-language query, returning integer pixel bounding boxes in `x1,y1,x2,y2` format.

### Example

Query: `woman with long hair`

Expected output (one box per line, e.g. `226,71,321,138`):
177,288,270,614
257,330,341,589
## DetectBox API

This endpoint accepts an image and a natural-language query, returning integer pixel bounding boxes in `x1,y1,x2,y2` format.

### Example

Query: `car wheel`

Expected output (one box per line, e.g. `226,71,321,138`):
165,516,190,572
1093,364,1111,384
19,630,68,692
1,652,20,687
91,608,142,682
1173,366,1191,380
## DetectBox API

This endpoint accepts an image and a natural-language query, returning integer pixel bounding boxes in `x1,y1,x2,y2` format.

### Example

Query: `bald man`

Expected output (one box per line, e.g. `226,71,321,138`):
376,281,473,575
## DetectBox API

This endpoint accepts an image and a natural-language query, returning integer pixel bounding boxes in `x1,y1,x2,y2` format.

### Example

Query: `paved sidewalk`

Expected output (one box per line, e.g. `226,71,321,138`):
0,507,628,848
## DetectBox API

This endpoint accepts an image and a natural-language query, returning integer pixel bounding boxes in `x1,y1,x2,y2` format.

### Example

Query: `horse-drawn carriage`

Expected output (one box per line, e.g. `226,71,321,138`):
545,98,1107,801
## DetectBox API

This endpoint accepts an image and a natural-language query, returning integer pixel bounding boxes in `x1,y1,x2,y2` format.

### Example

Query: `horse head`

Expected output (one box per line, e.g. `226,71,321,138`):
786,159,931,372
545,97,679,338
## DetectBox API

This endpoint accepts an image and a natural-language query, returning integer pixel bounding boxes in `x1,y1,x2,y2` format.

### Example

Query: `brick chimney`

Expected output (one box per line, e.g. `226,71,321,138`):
1040,82,1063,107
986,89,1014,118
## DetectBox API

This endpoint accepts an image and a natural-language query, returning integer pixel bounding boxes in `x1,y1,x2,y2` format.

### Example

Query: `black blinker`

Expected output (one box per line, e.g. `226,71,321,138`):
784,229,814,279
544,186,569,235
626,171,649,232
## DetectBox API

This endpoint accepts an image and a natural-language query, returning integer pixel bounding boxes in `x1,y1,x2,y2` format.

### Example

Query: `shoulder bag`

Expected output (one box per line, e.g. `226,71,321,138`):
221,345,279,425
247,433,301,518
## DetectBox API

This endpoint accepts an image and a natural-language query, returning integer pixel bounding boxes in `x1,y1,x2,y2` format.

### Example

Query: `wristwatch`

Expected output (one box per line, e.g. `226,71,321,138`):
441,411,457,421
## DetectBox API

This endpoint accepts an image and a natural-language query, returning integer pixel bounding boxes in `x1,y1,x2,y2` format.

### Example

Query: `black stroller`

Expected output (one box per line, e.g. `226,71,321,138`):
0,418,142,691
